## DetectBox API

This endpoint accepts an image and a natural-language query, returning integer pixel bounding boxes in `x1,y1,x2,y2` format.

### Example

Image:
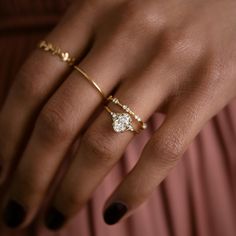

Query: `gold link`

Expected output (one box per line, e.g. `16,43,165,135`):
38,40,75,66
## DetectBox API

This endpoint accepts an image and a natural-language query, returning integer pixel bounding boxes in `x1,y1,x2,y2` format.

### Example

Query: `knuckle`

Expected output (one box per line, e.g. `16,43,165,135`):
204,57,229,88
82,130,117,164
120,2,163,35
163,30,204,62
13,64,46,101
36,104,74,143
11,173,45,200
61,192,84,212
150,130,185,163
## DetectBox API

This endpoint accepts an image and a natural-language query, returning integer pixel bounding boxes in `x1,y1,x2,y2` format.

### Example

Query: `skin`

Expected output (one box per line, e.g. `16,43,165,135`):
0,0,236,230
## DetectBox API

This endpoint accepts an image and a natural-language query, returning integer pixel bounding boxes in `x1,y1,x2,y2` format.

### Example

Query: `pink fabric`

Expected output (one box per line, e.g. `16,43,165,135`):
0,1,235,235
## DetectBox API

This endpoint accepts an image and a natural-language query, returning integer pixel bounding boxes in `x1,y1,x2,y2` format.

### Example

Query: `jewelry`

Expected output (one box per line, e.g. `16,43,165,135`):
38,40,106,100
73,65,106,100
104,106,138,133
38,40,75,66
73,68,147,134
105,96,147,133
38,40,147,134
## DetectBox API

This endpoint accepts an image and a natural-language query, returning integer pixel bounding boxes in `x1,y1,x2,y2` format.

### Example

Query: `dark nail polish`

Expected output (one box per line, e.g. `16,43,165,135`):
45,207,65,230
103,202,128,225
2,200,26,228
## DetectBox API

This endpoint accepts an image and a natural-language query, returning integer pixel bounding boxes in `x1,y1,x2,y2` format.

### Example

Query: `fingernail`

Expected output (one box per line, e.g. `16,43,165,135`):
2,200,26,228
103,202,128,225
45,207,65,230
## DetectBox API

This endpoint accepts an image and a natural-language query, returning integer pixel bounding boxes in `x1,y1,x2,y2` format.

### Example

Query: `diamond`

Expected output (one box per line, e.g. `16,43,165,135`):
142,123,147,129
61,52,69,61
111,113,133,132
113,98,119,104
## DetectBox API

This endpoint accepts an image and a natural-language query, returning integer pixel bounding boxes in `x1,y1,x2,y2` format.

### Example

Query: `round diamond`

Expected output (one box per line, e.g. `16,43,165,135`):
112,113,133,132
142,123,147,129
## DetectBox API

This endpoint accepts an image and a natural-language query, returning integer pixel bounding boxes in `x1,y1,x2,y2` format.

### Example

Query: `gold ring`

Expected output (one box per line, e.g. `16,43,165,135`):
38,40,106,100
38,40,75,66
105,96,147,133
73,65,106,100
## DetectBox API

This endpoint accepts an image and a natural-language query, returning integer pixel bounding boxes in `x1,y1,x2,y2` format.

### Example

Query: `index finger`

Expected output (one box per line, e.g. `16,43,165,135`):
0,2,96,184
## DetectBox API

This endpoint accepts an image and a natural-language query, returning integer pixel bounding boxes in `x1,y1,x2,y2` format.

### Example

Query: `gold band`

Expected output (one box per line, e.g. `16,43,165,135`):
38,40,106,99
107,95,147,130
38,40,75,66
73,65,106,100
105,96,147,133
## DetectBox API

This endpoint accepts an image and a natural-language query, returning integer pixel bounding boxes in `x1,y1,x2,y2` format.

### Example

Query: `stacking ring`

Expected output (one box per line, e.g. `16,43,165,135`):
105,96,147,133
73,65,106,100
38,40,147,134
38,40,75,66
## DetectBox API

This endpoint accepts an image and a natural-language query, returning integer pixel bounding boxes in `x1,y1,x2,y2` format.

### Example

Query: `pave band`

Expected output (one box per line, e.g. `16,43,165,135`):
104,96,147,133
107,95,147,130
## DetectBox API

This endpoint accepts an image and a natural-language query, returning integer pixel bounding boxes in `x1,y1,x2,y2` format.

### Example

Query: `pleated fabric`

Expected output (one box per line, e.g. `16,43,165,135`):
0,1,235,235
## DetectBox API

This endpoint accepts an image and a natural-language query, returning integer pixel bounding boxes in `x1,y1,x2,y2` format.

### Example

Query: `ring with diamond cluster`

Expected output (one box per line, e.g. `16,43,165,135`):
104,96,147,133
38,40,147,134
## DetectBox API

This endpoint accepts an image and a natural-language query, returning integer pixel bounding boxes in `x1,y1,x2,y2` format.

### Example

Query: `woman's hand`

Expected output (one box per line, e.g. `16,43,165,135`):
0,0,236,230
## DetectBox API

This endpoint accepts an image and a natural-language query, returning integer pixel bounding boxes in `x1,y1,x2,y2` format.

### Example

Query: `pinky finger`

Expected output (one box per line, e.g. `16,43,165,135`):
103,93,214,225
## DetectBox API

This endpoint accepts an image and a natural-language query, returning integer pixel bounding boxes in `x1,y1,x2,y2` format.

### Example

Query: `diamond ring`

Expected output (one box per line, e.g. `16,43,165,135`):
104,96,147,133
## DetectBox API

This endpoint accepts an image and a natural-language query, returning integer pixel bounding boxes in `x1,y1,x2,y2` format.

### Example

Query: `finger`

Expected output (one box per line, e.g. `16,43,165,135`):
1,22,150,229
0,2,96,184
44,52,188,230
102,87,216,225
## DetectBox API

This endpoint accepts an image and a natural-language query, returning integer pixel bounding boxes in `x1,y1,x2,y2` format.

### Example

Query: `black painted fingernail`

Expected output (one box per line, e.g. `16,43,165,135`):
103,202,128,225
2,200,26,228
45,207,65,230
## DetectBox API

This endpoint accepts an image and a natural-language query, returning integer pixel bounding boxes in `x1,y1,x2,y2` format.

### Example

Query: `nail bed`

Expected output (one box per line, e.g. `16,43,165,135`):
45,207,65,230
2,200,26,228
103,202,128,225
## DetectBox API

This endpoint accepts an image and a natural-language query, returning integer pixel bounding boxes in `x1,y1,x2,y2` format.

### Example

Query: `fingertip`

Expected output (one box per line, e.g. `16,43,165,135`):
2,200,26,229
103,201,128,225
44,207,66,231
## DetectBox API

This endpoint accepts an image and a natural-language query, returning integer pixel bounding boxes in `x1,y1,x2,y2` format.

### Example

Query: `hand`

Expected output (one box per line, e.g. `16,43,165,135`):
0,0,236,230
